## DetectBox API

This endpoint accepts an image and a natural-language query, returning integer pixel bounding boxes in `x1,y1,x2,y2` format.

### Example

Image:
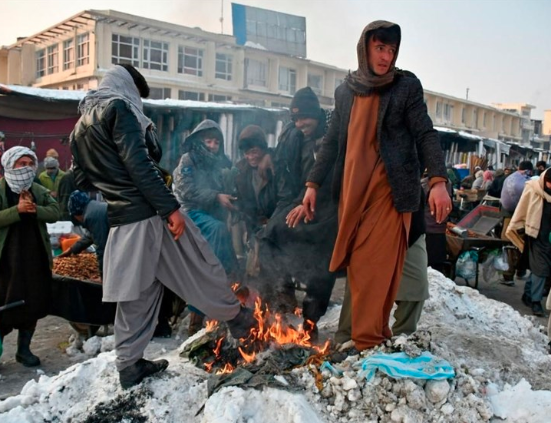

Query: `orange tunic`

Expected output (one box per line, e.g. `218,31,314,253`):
331,94,411,350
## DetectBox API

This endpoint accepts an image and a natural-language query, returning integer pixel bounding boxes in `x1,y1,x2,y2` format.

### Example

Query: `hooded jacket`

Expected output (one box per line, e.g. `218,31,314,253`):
172,120,233,221
307,21,447,213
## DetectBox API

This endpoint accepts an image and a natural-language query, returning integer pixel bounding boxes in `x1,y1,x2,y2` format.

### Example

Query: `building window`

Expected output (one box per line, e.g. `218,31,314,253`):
63,39,74,70
215,53,233,81
461,108,466,124
77,33,90,67
245,59,267,87
36,49,46,78
46,44,59,74
472,109,478,128
502,118,506,133
436,102,443,119
307,74,323,96
112,34,140,67
279,67,296,94
149,87,171,100
178,90,205,101
483,112,487,128
143,39,169,71
178,46,204,76
444,104,453,122
208,94,231,102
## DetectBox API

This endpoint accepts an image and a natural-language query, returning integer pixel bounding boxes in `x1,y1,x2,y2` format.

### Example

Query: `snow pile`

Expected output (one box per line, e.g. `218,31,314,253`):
1,269,551,422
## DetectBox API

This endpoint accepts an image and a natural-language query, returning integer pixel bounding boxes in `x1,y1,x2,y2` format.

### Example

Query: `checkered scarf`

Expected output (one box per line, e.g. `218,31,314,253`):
1,146,37,193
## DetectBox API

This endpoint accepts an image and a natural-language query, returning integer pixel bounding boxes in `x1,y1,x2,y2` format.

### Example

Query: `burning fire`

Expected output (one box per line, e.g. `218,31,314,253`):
203,296,330,373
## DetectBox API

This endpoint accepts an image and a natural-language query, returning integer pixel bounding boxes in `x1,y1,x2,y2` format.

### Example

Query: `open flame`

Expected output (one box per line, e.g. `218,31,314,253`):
203,296,330,373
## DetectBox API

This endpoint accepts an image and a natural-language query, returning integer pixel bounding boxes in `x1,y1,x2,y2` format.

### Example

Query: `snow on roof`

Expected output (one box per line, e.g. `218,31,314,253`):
244,41,267,50
434,126,457,134
0,84,85,101
0,84,286,113
458,131,484,141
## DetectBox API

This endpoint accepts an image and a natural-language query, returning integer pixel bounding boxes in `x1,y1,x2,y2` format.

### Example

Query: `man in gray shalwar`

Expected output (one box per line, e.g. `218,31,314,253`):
70,64,255,389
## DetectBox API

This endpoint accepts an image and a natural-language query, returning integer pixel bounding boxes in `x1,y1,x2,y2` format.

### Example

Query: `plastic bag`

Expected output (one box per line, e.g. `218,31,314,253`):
456,250,478,280
494,247,509,272
482,249,500,284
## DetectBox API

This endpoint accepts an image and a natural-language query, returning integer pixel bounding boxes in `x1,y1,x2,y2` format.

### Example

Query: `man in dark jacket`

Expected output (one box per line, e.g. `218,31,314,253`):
70,64,254,389
234,126,277,279
303,21,450,351
488,169,506,198
259,87,338,341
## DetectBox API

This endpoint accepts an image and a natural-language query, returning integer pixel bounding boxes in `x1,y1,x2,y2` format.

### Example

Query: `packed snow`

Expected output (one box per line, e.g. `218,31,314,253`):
1,269,550,423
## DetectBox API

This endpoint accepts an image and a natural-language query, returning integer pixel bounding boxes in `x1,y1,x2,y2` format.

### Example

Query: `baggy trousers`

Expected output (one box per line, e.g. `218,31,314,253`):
103,212,241,371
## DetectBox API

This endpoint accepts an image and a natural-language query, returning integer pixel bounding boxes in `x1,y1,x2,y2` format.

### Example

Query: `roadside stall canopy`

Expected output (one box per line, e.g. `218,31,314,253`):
0,84,287,119
483,138,510,155
434,126,479,153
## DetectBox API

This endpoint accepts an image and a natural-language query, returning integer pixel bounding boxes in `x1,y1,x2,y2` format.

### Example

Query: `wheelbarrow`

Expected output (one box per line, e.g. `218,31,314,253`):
0,300,25,358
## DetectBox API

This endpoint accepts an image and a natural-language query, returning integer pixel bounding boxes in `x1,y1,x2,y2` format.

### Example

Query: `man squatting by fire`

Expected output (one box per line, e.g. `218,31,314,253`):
303,20,451,351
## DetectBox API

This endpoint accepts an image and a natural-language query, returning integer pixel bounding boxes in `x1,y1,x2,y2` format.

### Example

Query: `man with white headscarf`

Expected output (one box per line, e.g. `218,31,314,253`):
0,146,60,367
70,64,255,389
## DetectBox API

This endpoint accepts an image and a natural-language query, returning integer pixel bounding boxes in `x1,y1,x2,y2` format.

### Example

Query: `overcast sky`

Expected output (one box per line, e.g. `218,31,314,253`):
1,0,550,119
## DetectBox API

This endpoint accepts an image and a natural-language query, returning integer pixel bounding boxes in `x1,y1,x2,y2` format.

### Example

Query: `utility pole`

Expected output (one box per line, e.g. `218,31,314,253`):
466,87,470,101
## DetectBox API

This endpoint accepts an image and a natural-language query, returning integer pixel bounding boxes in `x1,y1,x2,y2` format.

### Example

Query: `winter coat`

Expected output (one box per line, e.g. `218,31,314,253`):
234,153,277,235
0,180,60,268
38,169,66,194
69,200,109,272
172,120,233,222
506,169,551,252
70,98,179,227
500,171,531,213
307,73,447,212
259,120,337,258
488,174,506,198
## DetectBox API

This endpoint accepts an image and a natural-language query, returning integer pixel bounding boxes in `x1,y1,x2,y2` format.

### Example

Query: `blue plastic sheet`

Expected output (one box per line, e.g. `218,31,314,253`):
360,352,455,381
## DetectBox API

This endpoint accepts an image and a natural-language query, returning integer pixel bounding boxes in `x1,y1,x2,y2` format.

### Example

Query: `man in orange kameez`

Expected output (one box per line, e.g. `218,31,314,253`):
303,21,451,351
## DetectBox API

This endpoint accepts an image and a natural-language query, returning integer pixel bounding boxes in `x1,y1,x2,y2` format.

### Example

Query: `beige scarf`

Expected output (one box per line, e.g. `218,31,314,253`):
506,169,551,251
346,20,401,95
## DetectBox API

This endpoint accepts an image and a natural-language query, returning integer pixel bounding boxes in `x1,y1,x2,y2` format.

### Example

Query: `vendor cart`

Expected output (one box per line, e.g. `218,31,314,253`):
446,205,511,289
50,274,116,337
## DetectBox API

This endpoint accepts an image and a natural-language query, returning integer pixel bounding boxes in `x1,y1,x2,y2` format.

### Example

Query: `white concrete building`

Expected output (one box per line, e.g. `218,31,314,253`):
0,10,347,108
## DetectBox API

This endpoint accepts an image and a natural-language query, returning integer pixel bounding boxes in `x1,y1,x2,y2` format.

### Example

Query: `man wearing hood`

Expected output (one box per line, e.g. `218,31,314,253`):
258,87,338,341
172,119,240,334
173,119,238,277
70,65,255,389
302,21,450,351
0,146,60,367
506,169,551,317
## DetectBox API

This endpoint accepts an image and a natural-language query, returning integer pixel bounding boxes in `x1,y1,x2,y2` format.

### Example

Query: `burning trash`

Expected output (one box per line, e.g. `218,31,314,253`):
181,294,330,376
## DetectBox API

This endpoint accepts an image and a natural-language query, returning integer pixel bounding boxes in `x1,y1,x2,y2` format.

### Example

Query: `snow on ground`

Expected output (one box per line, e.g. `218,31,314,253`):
1,269,551,422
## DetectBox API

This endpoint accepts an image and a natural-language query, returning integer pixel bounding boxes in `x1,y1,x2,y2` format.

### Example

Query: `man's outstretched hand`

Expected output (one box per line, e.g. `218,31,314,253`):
167,209,185,240
302,187,317,222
